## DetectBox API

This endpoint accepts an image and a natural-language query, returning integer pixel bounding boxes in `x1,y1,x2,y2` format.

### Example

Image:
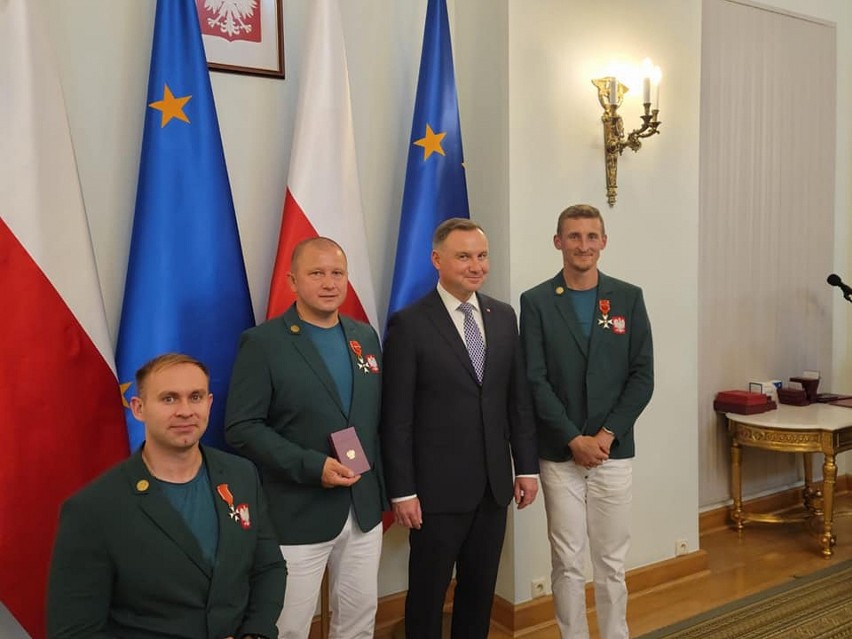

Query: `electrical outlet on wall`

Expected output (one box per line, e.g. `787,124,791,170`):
675,539,689,556
530,577,547,598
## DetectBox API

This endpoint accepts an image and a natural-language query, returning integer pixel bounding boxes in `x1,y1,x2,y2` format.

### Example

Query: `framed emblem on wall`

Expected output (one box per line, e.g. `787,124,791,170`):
196,0,285,79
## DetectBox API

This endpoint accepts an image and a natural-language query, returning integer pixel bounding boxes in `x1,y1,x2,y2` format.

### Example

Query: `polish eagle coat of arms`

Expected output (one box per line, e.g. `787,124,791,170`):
199,0,261,42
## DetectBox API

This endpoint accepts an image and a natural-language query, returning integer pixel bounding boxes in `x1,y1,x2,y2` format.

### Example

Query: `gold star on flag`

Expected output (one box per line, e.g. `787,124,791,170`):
119,381,133,409
413,124,446,160
148,84,191,128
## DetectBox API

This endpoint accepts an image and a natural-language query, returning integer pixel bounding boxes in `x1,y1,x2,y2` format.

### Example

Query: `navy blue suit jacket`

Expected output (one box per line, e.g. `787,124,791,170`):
381,290,539,513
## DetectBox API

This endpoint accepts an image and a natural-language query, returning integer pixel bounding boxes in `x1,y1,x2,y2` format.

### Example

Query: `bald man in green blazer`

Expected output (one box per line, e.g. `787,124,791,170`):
520,205,653,639
225,238,384,639
47,354,285,639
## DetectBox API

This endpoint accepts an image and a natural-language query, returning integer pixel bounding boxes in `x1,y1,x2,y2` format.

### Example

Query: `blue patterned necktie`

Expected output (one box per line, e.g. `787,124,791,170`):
458,302,486,384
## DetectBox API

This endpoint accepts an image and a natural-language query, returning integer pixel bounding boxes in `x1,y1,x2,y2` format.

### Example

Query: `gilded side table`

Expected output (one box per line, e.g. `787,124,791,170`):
725,404,852,557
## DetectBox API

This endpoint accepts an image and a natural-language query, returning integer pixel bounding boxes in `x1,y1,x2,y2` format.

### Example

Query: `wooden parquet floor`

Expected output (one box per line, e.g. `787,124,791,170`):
490,492,852,638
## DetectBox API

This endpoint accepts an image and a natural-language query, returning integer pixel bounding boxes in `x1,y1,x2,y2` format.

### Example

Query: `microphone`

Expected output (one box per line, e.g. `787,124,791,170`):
827,273,852,298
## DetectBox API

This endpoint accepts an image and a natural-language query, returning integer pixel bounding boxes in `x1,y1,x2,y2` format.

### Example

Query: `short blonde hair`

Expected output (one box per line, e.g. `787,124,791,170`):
135,353,209,396
556,204,606,236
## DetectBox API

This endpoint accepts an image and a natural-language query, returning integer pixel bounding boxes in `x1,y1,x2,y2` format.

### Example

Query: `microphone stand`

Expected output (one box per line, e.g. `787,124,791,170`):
826,275,852,303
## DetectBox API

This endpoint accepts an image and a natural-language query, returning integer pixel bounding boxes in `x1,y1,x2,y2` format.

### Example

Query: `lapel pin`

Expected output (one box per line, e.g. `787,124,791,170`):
289,324,300,334
136,479,149,492
555,286,565,295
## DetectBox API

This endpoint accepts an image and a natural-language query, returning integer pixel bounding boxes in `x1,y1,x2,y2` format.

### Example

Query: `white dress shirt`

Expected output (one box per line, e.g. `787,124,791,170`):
436,282,487,346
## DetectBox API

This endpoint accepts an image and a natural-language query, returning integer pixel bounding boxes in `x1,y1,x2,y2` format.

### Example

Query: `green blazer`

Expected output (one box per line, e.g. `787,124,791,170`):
225,306,385,545
520,271,654,462
46,446,286,639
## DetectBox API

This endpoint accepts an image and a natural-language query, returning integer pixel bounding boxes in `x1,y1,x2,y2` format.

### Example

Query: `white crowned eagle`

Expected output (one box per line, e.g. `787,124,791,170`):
204,0,257,38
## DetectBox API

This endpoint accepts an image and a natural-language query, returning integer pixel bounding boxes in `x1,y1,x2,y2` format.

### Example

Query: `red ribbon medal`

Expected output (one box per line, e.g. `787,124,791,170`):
349,340,370,374
349,340,362,358
216,483,250,529
216,483,234,508
597,299,613,330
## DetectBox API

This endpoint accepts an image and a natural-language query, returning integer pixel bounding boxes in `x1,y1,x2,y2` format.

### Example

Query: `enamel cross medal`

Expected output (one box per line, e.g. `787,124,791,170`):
597,299,613,330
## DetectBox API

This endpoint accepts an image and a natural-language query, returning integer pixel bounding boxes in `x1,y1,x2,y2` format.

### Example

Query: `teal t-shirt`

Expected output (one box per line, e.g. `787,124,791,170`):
302,321,353,415
156,463,219,566
567,286,598,338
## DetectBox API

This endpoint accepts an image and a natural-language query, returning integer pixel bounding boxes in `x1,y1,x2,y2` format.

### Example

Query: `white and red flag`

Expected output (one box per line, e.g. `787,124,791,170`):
0,0,129,635
266,0,378,329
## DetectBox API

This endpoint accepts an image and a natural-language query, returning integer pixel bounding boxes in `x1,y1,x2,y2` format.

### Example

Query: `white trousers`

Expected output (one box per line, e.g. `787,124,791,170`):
540,458,632,639
276,510,382,639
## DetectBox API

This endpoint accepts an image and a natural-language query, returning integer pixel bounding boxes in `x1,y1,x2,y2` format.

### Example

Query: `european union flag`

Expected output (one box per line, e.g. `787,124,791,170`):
116,0,254,452
387,0,470,319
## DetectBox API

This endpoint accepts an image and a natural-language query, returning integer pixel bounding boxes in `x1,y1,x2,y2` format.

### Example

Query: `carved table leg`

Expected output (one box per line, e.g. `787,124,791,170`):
802,452,817,514
731,438,743,531
821,453,837,558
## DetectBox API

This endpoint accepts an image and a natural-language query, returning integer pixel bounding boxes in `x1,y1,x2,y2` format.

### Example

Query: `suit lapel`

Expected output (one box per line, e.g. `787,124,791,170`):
341,317,371,421
587,272,615,362
282,307,346,417
205,449,242,579
551,272,590,358
126,450,212,578
424,291,480,384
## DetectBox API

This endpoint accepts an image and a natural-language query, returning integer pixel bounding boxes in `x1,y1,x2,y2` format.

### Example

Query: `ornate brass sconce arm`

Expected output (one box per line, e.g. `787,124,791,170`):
592,77,662,206
624,105,661,151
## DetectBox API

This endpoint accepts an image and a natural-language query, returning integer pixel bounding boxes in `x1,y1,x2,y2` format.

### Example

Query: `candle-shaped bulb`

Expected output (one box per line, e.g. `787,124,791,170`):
652,65,662,109
641,58,654,104
609,77,618,106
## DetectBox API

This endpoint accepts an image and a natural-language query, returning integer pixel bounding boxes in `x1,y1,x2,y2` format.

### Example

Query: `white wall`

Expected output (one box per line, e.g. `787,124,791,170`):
40,0,852,606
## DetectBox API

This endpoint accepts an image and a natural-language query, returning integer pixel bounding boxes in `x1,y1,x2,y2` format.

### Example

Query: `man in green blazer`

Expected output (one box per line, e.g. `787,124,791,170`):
520,205,653,639
225,237,384,639
47,353,286,639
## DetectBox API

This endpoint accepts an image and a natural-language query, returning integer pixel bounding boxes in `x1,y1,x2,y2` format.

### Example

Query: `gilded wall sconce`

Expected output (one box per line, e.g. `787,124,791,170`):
592,61,661,206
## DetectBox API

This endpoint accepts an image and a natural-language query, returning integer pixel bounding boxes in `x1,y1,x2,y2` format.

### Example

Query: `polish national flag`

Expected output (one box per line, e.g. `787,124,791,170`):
0,1,129,635
266,0,378,329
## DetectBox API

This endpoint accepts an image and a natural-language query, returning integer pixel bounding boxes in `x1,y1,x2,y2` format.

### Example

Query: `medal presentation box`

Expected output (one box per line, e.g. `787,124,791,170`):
713,390,776,414
329,426,371,475
777,387,809,406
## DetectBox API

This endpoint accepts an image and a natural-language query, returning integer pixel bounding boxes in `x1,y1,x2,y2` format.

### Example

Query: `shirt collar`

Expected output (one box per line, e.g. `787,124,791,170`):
436,282,480,315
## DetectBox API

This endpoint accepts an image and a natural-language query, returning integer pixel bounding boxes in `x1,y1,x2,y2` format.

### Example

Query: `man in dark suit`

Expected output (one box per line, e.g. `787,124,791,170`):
520,204,653,639
47,353,286,639
225,238,384,639
381,218,539,639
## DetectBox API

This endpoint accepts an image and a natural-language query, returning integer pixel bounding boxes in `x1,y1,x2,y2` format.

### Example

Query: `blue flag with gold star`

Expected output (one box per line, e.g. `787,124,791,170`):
116,0,254,452
387,0,470,320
